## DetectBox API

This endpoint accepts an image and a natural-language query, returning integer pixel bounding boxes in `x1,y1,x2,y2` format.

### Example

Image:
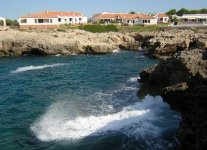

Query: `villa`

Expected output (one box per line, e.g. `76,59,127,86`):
92,12,157,25
0,17,6,26
179,14,207,25
154,13,169,23
18,11,87,29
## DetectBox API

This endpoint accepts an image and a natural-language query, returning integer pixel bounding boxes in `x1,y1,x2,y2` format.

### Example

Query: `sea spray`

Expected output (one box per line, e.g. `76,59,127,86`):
31,95,179,142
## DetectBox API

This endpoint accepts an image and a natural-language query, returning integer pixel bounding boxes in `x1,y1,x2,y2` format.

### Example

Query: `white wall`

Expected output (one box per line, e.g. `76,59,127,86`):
134,19,157,25
18,16,87,26
157,17,169,23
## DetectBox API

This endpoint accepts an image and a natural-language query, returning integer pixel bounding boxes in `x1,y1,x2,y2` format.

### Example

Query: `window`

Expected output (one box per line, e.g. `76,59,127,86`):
38,19,49,23
20,19,27,23
133,20,135,24
69,18,72,21
38,19,43,23
142,20,148,23
164,18,167,21
160,18,163,21
35,19,37,23
148,20,150,23
50,19,53,23
79,18,82,21
58,18,61,22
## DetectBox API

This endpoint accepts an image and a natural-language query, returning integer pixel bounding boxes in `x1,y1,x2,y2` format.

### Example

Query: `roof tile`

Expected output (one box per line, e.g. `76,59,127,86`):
19,11,84,18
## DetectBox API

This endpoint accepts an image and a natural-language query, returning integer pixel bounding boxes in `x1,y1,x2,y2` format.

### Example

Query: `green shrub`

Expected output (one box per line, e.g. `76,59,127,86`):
59,24,79,30
79,25,119,33
0,20,4,26
6,19,19,26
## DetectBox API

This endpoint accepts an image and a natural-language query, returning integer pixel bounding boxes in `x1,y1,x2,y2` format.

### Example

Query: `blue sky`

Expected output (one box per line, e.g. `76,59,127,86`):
1,0,207,19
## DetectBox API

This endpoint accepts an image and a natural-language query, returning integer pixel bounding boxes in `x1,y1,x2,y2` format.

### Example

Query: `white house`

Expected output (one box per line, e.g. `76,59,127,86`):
18,11,87,29
0,17,6,26
92,12,157,25
154,13,169,23
123,14,157,25
179,14,207,25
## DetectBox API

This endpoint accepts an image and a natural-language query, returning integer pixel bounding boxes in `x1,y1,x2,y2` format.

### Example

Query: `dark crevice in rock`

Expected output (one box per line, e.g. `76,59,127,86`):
22,48,46,56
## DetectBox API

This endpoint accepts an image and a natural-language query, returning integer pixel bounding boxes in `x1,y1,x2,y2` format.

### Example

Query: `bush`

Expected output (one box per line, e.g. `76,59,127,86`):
0,20,4,26
79,25,119,33
59,24,79,30
6,19,19,26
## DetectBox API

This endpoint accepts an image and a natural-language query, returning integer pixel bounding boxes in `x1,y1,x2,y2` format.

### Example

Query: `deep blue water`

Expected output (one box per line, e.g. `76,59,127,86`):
0,51,181,150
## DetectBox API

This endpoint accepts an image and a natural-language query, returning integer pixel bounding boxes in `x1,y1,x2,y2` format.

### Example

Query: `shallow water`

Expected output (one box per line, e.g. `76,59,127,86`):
0,51,181,150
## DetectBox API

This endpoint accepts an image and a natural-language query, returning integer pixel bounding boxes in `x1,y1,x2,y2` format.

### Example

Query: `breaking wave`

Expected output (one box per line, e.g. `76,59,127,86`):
31,95,178,142
11,63,67,73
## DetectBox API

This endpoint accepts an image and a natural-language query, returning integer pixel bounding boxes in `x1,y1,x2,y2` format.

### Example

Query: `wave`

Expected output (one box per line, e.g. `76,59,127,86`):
31,95,180,142
11,63,67,73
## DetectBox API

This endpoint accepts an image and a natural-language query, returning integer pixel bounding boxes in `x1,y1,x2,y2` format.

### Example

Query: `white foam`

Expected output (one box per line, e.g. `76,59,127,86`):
112,49,120,53
55,54,61,57
11,63,67,73
31,96,175,142
128,77,138,82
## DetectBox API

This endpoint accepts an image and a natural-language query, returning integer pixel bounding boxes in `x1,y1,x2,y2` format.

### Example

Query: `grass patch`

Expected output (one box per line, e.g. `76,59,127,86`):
59,24,79,30
79,25,119,33
119,24,169,32
56,24,169,33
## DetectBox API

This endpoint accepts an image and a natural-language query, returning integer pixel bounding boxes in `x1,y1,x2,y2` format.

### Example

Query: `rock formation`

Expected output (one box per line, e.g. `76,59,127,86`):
0,29,139,57
139,29,196,59
138,49,207,149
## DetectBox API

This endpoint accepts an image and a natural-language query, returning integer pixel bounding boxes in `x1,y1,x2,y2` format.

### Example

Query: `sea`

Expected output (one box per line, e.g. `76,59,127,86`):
0,51,181,150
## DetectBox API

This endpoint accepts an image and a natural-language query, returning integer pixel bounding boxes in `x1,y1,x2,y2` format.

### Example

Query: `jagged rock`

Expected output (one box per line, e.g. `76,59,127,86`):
195,35,207,50
138,48,207,149
140,30,195,59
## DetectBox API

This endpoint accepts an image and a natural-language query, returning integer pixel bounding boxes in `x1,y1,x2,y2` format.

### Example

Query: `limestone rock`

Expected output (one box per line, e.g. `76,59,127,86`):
0,29,140,57
140,30,195,59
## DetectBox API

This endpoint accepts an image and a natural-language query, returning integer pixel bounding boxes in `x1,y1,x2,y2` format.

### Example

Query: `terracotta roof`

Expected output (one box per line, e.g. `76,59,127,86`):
154,13,169,18
19,11,84,18
137,14,155,19
93,13,155,20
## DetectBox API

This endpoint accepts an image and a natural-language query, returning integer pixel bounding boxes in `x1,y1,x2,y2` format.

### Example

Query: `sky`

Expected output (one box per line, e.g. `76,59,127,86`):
1,0,207,19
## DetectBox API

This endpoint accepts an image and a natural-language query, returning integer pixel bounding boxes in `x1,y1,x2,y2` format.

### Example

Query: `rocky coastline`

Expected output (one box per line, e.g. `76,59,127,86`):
138,29,207,149
0,29,139,57
1,28,207,149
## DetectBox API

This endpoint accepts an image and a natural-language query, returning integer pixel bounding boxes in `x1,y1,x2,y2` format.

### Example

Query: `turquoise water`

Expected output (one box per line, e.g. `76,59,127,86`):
0,51,181,150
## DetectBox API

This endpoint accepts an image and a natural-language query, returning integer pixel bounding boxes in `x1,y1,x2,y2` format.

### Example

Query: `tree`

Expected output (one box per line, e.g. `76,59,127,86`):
129,11,136,14
201,8,207,14
176,8,189,16
166,9,176,16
